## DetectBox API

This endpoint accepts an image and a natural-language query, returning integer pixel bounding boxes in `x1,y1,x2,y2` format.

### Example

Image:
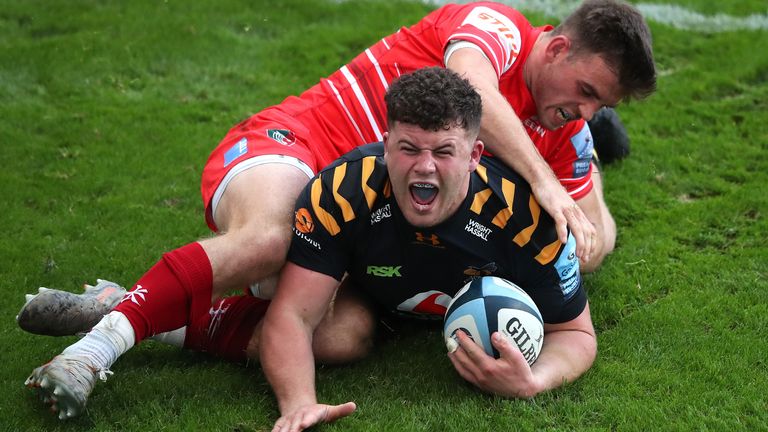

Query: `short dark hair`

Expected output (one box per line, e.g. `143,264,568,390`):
385,67,482,136
553,0,657,101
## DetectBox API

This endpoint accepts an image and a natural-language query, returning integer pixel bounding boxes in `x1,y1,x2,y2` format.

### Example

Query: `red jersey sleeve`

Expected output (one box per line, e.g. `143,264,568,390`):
543,120,595,200
442,3,531,79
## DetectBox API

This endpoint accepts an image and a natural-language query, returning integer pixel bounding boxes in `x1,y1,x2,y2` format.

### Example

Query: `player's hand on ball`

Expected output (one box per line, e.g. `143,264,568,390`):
447,330,540,399
271,401,356,432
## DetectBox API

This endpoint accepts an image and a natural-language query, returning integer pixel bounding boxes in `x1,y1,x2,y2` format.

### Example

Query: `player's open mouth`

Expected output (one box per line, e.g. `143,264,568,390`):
410,183,438,206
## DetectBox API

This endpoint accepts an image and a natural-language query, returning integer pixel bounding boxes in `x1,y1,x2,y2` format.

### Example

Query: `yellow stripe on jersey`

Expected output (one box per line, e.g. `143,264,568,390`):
491,178,516,229
535,239,562,265
311,175,341,235
361,156,377,210
513,195,541,247
475,164,488,183
470,188,493,214
332,163,355,222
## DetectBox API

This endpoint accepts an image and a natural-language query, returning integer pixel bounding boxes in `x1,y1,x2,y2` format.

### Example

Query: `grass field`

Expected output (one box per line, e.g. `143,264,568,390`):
2,0,767,430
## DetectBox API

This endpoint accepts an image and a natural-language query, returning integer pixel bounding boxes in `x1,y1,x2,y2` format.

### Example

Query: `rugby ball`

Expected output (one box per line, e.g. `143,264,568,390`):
443,276,544,365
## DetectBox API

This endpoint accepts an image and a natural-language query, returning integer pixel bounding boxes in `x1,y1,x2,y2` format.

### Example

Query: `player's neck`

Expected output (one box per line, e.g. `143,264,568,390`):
524,33,548,91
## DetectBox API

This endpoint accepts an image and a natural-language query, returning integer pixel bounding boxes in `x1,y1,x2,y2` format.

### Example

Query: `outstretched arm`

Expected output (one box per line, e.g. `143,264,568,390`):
260,262,357,432
448,302,596,398
446,48,595,263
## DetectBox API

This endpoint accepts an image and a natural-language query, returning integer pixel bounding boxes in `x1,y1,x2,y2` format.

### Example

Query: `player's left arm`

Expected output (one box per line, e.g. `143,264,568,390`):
448,301,596,398
261,263,357,431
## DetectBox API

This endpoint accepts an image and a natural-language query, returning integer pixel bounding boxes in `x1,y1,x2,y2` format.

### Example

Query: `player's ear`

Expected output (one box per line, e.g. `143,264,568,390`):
468,139,484,171
382,131,390,154
545,35,571,62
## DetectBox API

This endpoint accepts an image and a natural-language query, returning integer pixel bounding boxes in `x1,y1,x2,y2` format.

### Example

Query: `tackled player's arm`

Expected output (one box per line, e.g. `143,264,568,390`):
531,301,597,394
445,47,595,261
260,262,342,418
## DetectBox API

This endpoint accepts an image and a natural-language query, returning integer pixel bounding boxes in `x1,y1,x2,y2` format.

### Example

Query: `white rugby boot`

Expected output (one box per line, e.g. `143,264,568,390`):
25,353,111,420
25,311,135,420
17,279,126,336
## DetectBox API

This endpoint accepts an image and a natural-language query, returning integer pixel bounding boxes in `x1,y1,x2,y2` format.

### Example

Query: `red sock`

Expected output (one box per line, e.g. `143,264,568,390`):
184,295,270,363
114,242,213,344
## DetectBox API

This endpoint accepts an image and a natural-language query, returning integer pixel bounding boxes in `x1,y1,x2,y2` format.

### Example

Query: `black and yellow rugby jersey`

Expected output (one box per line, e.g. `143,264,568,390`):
288,143,586,324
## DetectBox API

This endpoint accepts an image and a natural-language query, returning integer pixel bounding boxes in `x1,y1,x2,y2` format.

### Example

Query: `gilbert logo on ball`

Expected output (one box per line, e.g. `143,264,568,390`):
443,276,544,365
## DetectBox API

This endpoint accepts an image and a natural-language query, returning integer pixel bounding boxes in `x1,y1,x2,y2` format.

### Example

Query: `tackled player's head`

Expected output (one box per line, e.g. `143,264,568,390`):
385,67,482,140
383,67,484,228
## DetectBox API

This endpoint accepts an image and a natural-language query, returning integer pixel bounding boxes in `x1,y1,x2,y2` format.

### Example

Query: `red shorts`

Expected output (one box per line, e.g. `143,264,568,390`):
184,295,270,363
201,109,322,231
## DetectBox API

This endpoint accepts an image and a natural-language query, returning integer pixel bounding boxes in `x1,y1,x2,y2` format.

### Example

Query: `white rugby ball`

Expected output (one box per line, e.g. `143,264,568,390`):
444,276,544,365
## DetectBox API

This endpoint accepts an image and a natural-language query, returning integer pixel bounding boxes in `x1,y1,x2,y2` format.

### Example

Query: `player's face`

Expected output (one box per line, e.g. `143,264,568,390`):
384,122,483,228
531,44,622,130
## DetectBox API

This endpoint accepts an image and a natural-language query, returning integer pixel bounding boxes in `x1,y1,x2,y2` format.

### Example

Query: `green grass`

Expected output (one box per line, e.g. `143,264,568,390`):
2,0,767,430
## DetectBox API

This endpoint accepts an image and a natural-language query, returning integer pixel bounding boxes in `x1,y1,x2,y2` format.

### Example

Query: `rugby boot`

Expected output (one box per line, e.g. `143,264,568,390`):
17,279,126,336
25,353,112,420
587,107,630,165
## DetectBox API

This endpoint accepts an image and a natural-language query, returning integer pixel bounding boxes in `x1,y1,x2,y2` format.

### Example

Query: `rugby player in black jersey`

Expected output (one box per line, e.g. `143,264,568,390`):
261,67,596,432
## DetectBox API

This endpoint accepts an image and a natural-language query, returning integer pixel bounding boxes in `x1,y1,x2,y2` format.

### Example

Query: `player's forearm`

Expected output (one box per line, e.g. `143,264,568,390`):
260,312,318,415
529,328,597,395
447,49,558,188
477,86,558,188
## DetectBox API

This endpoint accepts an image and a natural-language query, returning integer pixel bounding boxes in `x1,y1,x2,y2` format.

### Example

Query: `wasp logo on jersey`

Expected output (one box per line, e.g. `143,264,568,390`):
266,129,296,146
463,262,498,281
295,208,315,234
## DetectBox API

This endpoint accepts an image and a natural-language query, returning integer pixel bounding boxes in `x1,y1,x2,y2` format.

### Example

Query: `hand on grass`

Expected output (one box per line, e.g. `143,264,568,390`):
271,401,357,432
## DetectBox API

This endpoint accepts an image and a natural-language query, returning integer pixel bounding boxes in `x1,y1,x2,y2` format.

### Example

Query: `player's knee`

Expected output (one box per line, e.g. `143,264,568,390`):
236,224,292,276
313,303,376,364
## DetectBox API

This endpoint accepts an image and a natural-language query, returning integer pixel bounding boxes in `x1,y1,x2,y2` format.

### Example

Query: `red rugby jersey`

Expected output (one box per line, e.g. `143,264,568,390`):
262,2,594,198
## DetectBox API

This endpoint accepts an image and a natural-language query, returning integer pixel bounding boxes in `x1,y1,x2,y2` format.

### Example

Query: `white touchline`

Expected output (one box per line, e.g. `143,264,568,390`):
335,0,768,33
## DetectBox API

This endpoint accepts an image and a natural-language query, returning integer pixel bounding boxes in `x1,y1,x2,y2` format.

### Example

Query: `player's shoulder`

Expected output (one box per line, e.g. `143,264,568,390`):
320,142,385,174
310,142,390,219
474,155,530,192
470,156,559,242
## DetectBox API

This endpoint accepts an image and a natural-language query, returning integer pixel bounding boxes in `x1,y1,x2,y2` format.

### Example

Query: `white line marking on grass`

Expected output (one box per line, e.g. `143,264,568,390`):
636,3,768,32
411,0,768,33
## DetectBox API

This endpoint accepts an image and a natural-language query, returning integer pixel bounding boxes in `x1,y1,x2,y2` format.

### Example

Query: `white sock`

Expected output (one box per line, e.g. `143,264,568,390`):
62,311,135,372
149,327,187,347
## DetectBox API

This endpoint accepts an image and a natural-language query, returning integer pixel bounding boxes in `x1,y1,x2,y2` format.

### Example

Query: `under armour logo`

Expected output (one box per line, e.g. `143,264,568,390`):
122,285,148,305
415,232,441,247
